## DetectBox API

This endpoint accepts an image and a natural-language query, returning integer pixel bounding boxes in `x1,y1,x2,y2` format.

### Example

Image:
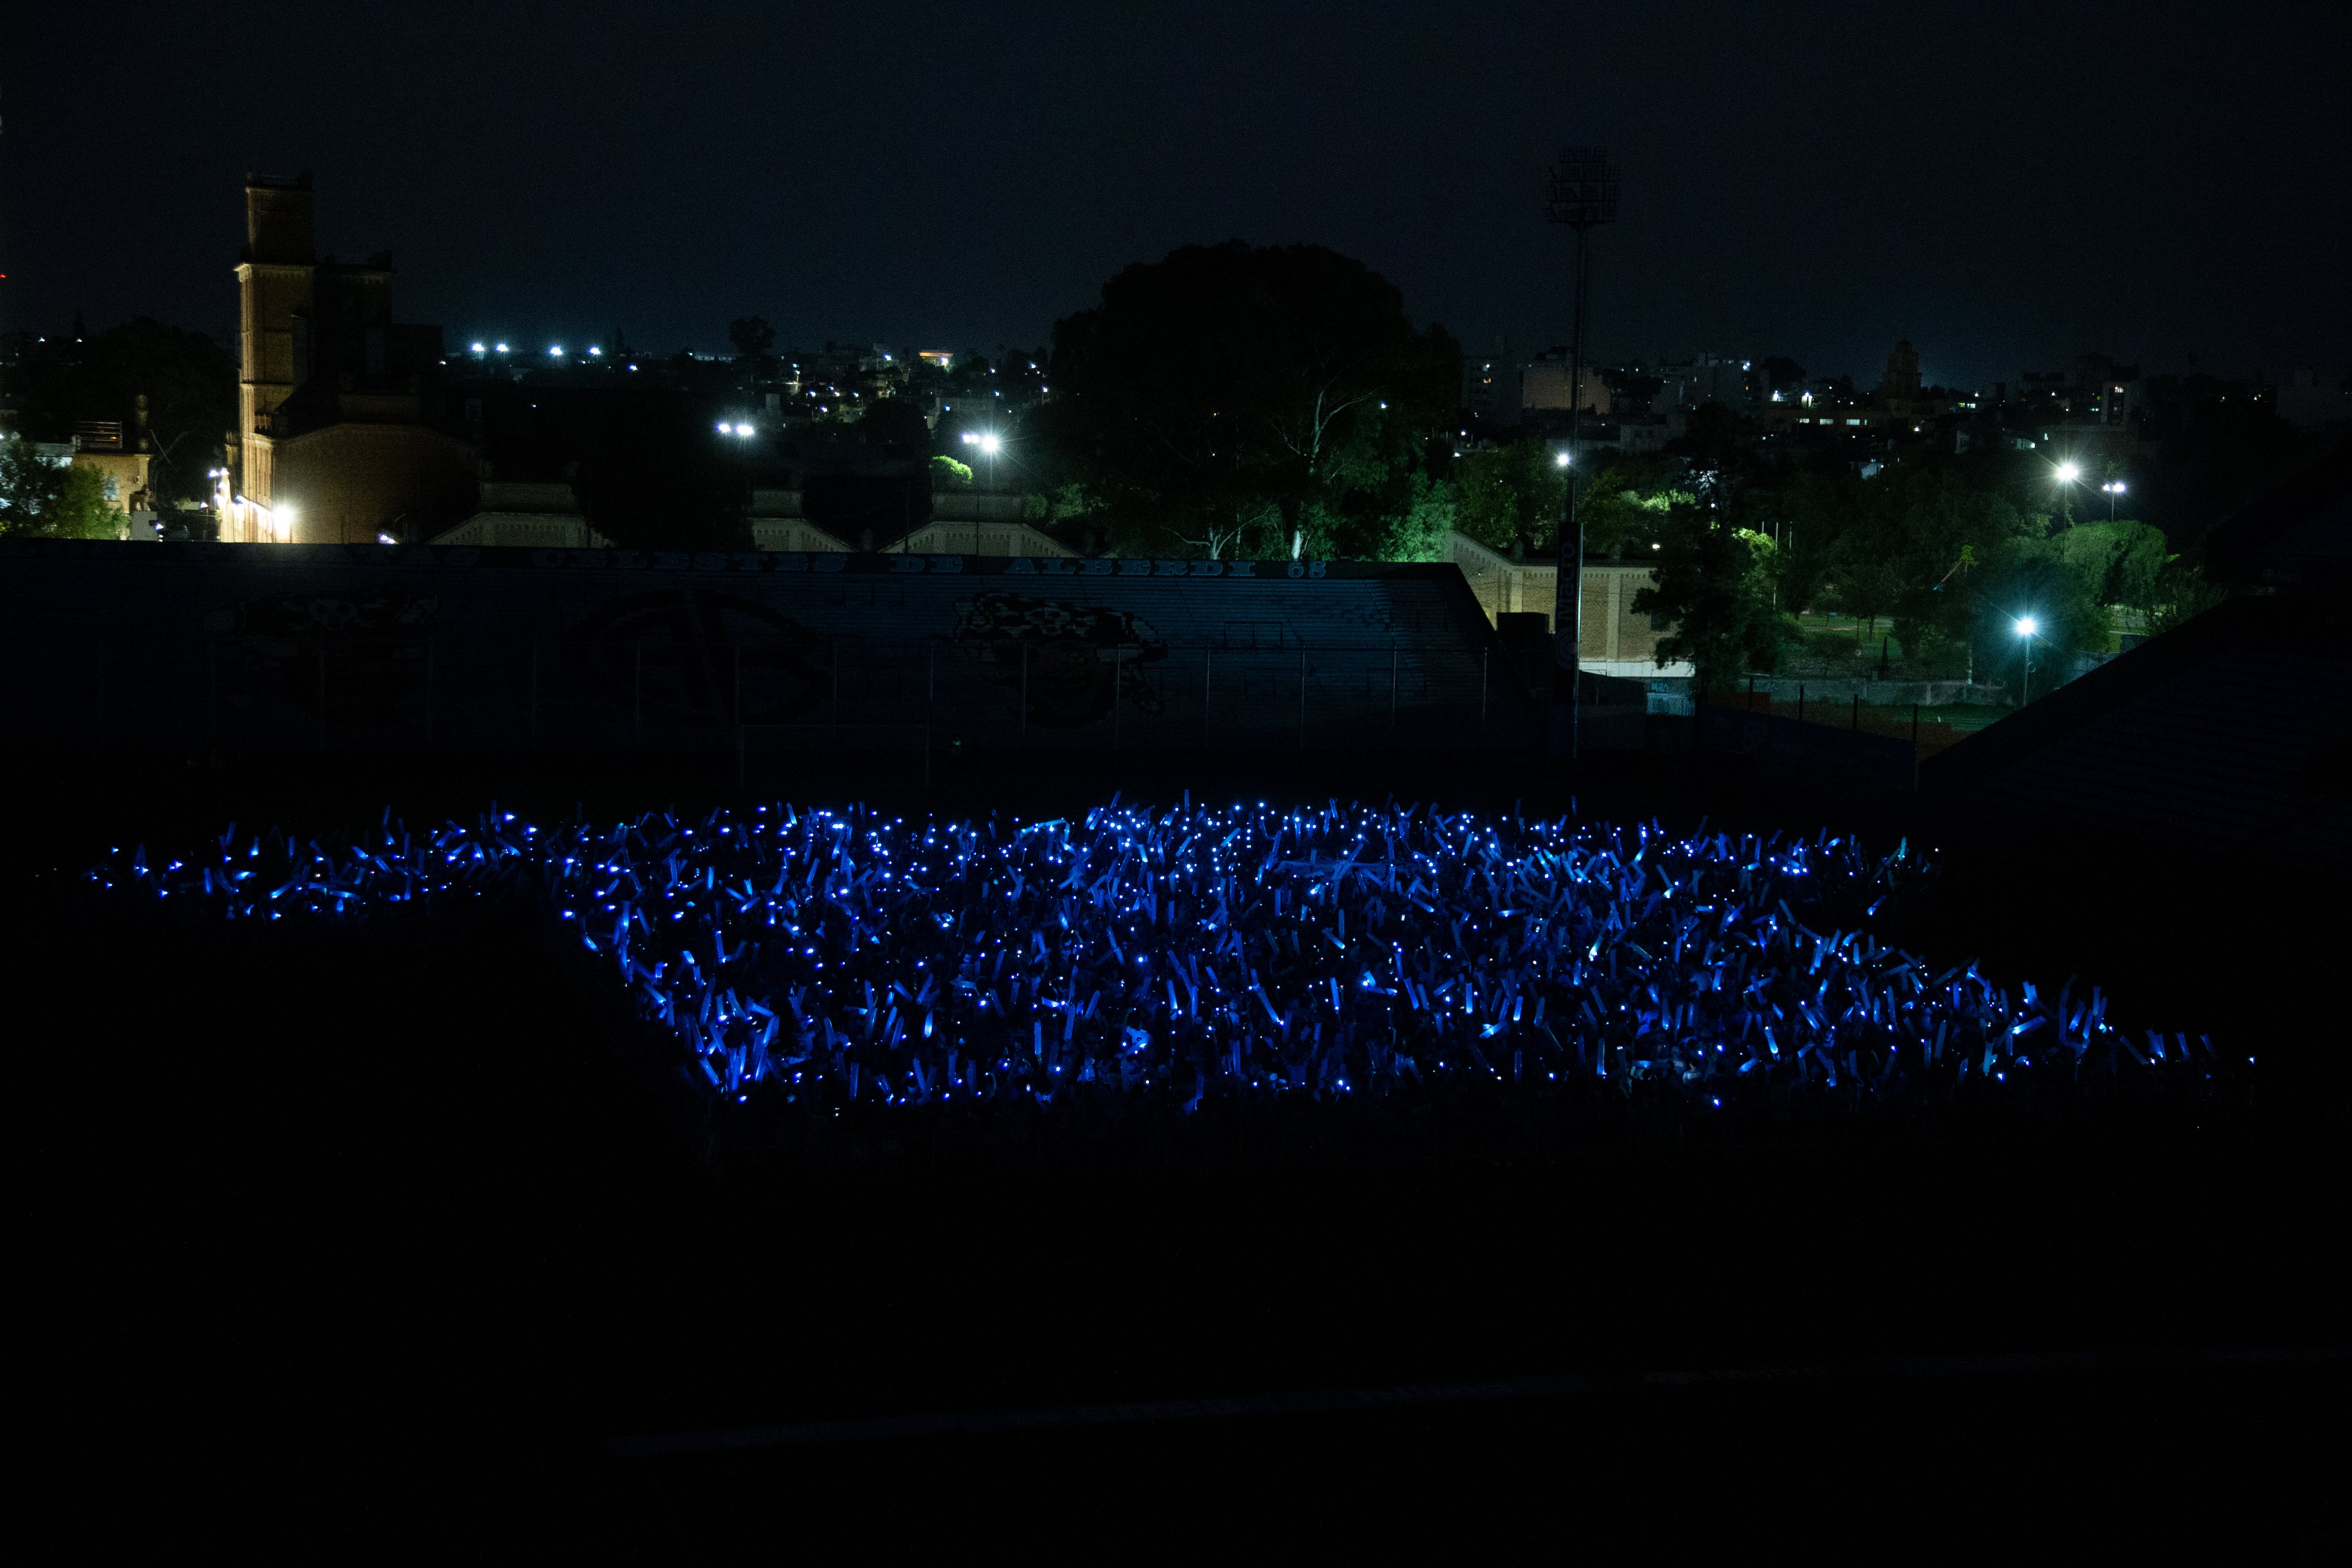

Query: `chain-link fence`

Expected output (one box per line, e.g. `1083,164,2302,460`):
3,625,1539,766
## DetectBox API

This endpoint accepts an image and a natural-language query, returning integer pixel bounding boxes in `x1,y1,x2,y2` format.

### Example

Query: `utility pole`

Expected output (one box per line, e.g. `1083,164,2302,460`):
1546,145,1621,762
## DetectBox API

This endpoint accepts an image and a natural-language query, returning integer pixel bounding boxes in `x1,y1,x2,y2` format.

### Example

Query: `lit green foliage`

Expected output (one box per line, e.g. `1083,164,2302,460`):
1961,534,2111,663
2145,552,2229,636
2057,520,2170,618
1454,445,1565,556
1632,507,1785,697
1578,457,1693,559
0,441,119,538
1376,473,1457,562
930,454,974,492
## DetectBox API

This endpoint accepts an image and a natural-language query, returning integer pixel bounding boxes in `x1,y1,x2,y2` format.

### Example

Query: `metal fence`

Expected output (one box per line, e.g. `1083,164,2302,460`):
3,625,1539,765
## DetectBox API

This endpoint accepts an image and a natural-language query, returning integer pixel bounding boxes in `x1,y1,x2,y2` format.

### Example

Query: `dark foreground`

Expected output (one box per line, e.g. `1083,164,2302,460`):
12,748,2348,1559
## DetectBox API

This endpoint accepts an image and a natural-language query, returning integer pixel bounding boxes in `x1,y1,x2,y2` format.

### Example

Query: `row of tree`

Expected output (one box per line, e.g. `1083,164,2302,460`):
1631,437,2225,694
7,247,2277,690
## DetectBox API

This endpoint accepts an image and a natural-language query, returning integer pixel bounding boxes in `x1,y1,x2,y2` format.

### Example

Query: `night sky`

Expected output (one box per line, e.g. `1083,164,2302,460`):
6,1,2347,390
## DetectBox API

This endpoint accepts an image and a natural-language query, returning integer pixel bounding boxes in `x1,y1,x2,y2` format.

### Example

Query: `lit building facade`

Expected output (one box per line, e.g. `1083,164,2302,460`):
229,171,476,543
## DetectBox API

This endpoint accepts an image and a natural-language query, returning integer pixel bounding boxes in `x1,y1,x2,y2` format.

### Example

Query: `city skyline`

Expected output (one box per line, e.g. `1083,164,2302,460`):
4,3,2348,392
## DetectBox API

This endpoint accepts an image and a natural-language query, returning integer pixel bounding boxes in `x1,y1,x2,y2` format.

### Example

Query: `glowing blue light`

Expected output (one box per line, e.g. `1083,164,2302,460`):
96,799,2200,1125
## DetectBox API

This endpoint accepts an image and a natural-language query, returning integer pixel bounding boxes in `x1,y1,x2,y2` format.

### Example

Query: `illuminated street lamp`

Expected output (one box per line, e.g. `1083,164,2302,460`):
1554,451,1572,469
2051,461,2082,523
2014,615,2038,705
2101,479,2126,521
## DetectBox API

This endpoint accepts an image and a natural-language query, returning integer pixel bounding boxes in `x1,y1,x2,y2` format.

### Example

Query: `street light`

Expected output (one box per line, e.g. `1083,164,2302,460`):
2014,615,2038,705
2101,479,2126,521
1554,451,1572,469
2052,462,2082,523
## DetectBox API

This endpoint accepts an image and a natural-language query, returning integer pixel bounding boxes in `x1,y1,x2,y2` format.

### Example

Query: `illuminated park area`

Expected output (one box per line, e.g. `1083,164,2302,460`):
96,799,2222,1128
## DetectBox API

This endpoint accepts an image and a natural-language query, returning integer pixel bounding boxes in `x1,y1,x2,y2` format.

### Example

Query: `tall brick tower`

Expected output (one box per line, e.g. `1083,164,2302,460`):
225,170,473,544
1883,339,1922,421
234,171,317,537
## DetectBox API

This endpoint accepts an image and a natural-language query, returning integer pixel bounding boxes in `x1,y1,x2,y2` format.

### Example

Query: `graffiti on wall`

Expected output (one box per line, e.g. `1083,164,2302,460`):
952,590,1168,727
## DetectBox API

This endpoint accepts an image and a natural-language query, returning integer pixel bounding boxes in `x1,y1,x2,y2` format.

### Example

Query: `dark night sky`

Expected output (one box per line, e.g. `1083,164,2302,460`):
6,1,2347,390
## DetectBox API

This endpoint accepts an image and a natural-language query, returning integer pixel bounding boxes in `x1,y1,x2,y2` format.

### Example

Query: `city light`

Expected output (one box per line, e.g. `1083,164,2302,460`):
549,345,564,357
1555,451,1572,468
495,343,509,354
2015,616,2037,637
470,342,485,354
588,346,603,357
2054,462,2081,484
978,433,1002,454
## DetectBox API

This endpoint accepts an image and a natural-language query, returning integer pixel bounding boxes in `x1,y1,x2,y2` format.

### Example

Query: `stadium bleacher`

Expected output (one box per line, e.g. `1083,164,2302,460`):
0,542,1541,761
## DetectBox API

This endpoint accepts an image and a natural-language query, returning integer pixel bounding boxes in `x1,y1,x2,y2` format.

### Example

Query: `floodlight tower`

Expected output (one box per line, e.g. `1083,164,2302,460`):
1547,145,1621,761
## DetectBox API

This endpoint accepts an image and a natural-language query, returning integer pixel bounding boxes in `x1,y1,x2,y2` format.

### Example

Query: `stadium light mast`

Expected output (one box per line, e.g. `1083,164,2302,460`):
1547,145,1621,762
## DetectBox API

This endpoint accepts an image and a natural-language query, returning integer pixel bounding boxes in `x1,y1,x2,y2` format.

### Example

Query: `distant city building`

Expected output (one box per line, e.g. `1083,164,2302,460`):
1649,353,1752,412
1520,360,1611,417
68,398,155,523
1462,339,1522,425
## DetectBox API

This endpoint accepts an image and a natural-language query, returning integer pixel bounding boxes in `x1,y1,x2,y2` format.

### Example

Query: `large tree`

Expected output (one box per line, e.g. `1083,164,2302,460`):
1454,443,1565,558
572,398,755,551
10,318,236,504
0,440,118,538
728,316,779,382
1632,504,1782,698
1042,241,1459,559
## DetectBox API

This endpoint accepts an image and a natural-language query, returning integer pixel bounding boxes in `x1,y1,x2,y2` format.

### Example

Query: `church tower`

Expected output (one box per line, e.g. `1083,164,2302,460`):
233,170,317,539
1882,339,1922,421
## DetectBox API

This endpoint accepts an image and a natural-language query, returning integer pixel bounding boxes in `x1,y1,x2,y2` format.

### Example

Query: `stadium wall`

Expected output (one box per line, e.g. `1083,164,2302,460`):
0,541,1537,762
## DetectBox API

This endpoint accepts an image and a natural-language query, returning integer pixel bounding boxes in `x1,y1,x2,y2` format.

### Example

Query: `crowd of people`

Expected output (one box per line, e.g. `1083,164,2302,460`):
98,797,2227,1128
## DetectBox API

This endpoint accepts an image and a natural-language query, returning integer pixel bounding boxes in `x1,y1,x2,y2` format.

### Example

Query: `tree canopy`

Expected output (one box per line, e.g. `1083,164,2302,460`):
9,318,236,505
1454,444,1565,558
1041,241,1459,559
0,440,118,538
572,398,754,551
